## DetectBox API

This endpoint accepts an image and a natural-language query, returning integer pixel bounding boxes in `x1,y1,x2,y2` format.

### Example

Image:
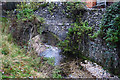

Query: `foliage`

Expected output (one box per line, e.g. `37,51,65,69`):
58,21,92,55
47,2,54,13
35,16,45,34
29,2,44,11
39,2,48,8
16,2,34,21
47,2,59,15
64,2,85,22
6,2,45,46
1,17,9,33
43,57,55,66
52,68,62,78
16,2,45,22
97,2,120,48
0,17,59,79
90,2,120,76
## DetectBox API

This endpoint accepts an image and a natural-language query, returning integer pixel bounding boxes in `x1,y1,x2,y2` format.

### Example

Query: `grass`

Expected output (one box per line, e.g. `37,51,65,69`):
0,18,48,78
0,17,63,79
0,27,43,78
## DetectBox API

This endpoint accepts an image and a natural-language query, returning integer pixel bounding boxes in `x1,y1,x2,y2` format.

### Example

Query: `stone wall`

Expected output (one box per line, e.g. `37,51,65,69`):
35,3,74,40
35,3,120,74
83,8,120,73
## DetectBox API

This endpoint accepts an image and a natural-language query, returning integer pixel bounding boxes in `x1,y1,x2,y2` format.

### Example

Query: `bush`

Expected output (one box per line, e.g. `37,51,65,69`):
16,2,45,22
16,2,34,21
7,2,45,46
58,21,92,56
63,2,86,22
99,2,120,47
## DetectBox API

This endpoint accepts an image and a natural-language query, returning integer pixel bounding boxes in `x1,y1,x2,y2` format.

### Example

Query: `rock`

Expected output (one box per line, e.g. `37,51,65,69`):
30,35,47,55
58,31,67,40
58,23,63,26
2,2,18,11
80,60,114,78
85,60,88,63
40,45,62,65
30,35,62,66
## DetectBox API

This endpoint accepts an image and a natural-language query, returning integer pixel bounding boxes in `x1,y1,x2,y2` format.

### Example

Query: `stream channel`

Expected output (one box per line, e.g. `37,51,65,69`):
29,27,119,78
32,31,111,78
30,29,119,79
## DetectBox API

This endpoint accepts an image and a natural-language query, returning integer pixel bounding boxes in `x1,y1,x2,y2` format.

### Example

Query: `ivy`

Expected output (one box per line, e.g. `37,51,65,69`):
91,2,120,48
90,2,120,76
100,2,120,47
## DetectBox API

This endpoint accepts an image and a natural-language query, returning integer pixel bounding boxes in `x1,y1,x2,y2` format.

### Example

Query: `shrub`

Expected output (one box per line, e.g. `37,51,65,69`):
16,2,45,22
63,2,86,22
90,2,120,76
58,21,92,56
16,2,34,21
8,2,45,46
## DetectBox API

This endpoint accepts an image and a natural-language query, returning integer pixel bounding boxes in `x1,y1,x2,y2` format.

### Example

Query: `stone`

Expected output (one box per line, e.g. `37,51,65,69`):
30,35,62,66
40,45,62,65
30,35,47,55
58,23,63,26
65,23,69,25
35,3,119,73
80,60,112,78
35,3,73,40
85,60,88,63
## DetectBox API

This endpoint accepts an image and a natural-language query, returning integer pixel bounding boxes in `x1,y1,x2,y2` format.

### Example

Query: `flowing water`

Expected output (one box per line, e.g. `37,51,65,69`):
34,32,63,66
40,44,62,65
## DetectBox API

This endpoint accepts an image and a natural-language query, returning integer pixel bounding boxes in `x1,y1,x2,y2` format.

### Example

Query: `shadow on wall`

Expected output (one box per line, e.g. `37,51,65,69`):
41,31,61,46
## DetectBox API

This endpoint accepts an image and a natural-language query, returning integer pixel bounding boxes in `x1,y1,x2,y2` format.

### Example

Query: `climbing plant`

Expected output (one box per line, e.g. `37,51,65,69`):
92,2,120,48
58,21,92,56
90,2,120,76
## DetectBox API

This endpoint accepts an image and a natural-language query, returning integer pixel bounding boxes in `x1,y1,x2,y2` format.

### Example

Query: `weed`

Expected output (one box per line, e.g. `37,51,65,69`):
52,68,62,78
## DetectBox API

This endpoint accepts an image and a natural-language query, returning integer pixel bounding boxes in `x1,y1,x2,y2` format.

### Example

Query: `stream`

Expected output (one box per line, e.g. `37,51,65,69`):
40,44,62,66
